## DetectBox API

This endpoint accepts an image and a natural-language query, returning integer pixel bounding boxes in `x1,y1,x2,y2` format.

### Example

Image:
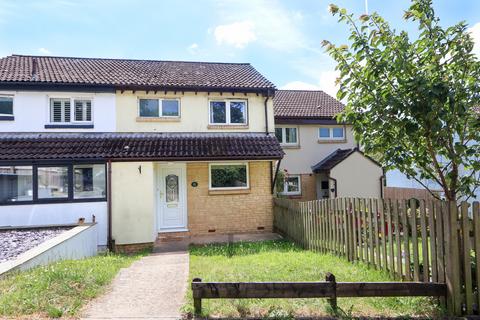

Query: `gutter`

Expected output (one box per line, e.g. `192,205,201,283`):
107,160,113,251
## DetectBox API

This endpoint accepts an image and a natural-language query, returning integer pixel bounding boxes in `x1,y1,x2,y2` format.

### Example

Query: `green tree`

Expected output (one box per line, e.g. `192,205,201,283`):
323,0,480,202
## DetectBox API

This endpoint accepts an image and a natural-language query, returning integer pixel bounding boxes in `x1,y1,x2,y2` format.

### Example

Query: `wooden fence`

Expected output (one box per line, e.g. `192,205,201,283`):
273,198,480,316
192,274,446,315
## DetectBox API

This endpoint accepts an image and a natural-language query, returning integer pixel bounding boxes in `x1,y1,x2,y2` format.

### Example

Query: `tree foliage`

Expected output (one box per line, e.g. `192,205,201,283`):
323,0,480,201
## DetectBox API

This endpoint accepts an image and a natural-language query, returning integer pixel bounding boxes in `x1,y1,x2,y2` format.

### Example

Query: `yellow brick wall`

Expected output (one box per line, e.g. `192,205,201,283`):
186,161,273,235
300,173,317,201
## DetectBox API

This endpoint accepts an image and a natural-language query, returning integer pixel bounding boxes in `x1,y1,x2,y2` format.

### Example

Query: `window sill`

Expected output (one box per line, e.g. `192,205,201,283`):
317,139,346,144
208,124,249,129
281,144,300,149
136,117,181,122
0,197,107,206
208,188,251,195
45,124,94,129
0,115,14,121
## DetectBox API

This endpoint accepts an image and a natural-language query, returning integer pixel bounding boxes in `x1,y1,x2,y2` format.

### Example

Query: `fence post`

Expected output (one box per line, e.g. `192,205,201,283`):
192,278,202,316
325,272,337,311
445,202,461,316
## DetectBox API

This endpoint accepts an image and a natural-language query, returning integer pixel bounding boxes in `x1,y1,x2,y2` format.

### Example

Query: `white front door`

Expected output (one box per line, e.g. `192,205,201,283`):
157,164,187,232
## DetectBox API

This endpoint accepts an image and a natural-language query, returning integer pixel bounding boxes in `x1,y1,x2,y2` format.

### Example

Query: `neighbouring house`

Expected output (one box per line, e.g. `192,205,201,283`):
273,90,384,200
0,54,283,252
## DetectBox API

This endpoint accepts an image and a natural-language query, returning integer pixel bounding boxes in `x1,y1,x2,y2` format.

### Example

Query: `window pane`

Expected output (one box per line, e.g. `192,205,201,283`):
74,164,106,199
0,166,33,202
210,101,226,123
165,174,179,203
332,127,344,138
319,127,330,138
211,164,247,188
285,128,297,143
38,167,69,199
139,99,159,117
275,128,283,142
162,100,179,117
74,100,92,122
0,97,13,116
230,101,246,124
51,99,70,123
286,177,300,192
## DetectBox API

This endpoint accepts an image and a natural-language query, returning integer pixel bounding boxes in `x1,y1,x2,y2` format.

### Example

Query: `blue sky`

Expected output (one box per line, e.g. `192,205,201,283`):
0,0,479,187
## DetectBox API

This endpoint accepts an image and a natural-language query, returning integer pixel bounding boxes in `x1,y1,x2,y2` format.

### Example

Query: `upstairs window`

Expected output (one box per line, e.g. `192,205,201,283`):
275,127,298,145
50,98,92,123
318,126,345,140
51,99,71,123
74,100,92,122
0,96,14,118
209,100,247,125
139,99,180,118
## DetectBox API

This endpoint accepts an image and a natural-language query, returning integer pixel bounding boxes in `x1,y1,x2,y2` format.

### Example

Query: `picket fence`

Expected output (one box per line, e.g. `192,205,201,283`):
273,197,480,316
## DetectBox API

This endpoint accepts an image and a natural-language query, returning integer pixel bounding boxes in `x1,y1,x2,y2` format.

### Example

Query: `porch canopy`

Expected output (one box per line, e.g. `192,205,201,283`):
0,132,284,162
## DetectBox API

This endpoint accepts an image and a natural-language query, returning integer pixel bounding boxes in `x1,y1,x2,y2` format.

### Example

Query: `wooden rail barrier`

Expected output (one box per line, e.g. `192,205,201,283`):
191,274,446,315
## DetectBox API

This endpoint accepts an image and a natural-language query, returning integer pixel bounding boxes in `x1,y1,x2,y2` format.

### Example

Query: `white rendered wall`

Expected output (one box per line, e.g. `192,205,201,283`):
0,91,116,132
0,224,98,276
0,202,107,246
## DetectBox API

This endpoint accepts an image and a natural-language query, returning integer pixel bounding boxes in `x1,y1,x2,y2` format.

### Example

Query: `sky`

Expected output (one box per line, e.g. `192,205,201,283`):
0,0,479,187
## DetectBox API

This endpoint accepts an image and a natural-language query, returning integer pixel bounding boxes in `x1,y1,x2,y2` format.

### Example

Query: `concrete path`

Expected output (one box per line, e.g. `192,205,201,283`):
81,243,189,319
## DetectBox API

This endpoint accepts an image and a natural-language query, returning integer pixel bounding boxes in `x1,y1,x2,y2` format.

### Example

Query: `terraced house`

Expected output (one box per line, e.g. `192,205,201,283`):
273,90,384,201
0,54,283,251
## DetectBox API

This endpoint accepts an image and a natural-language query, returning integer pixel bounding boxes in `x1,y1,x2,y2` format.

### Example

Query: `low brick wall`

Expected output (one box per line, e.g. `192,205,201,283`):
114,242,153,254
186,161,274,235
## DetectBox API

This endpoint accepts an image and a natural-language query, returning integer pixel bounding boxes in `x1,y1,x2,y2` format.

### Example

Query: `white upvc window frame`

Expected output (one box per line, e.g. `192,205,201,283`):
0,94,14,117
49,97,94,124
208,162,250,190
208,99,248,125
137,98,181,118
318,126,345,140
275,126,299,146
279,174,301,196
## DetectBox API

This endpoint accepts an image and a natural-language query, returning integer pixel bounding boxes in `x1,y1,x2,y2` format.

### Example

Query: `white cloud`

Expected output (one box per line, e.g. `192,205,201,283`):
38,48,51,55
468,22,480,56
187,43,199,54
280,81,321,91
214,21,256,48
280,70,339,98
212,0,307,51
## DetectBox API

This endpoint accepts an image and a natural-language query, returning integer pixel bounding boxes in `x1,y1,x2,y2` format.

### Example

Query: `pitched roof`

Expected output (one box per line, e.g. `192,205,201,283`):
0,55,275,92
273,90,345,119
311,148,355,172
0,132,283,161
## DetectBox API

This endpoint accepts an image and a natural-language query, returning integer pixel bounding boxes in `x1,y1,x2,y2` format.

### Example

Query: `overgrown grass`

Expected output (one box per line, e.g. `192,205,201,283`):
0,251,147,318
184,240,443,318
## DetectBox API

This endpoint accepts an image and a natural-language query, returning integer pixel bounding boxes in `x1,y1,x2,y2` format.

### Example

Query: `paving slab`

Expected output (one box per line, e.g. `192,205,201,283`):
81,246,188,319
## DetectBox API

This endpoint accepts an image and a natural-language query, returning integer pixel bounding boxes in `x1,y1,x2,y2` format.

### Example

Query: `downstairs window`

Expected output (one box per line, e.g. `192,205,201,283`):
209,163,249,190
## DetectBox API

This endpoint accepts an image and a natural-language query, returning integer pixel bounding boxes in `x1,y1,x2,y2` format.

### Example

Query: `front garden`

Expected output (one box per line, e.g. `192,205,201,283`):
0,252,146,318
183,240,442,318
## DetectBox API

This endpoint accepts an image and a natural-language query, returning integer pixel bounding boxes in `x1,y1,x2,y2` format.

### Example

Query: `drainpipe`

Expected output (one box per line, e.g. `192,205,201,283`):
328,176,338,198
107,160,113,251
264,91,270,135
271,159,282,194
379,168,386,198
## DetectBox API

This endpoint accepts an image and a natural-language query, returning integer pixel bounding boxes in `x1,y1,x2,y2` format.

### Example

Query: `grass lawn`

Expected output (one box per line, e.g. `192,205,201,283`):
0,252,146,318
184,240,443,318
